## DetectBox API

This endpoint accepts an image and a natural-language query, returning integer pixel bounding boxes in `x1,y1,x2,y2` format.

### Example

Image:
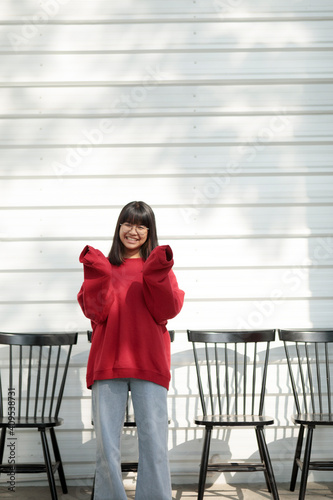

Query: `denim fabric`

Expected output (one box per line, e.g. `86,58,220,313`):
92,378,172,500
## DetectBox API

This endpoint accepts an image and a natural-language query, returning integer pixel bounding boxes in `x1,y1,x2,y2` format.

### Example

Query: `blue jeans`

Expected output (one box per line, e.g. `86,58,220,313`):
92,378,172,500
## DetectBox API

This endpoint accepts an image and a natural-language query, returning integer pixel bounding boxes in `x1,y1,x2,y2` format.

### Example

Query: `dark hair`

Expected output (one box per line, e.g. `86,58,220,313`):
108,201,158,265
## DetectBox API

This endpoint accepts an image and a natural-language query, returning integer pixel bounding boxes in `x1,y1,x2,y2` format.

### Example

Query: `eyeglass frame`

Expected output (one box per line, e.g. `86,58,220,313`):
119,222,149,235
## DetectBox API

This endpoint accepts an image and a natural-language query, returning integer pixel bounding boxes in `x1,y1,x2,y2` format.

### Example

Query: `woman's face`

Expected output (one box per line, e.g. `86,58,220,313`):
119,222,149,258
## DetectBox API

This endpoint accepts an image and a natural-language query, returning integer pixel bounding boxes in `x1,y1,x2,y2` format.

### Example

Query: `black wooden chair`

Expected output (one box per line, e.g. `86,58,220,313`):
0,331,78,500
187,329,279,500
278,328,333,500
87,329,175,497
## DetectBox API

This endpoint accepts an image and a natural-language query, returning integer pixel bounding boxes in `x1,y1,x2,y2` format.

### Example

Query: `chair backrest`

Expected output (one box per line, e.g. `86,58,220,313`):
278,329,333,415
187,330,275,417
0,332,78,420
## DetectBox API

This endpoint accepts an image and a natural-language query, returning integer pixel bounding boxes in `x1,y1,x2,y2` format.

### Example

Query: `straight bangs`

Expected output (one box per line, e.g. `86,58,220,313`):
108,201,158,266
119,204,150,229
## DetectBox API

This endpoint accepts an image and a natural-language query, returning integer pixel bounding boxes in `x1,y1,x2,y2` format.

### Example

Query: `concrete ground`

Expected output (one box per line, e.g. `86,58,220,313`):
1,482,332,500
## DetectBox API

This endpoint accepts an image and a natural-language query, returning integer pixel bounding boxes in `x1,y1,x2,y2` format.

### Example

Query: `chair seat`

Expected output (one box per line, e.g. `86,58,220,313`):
195,414,274,426
292,413,333,425
0,416,63,428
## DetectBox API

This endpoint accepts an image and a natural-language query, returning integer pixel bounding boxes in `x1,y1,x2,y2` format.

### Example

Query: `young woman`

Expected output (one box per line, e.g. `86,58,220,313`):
77,201,185,500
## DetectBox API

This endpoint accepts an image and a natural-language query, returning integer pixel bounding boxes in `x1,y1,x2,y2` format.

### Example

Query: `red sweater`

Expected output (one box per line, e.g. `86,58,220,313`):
77,245,185,390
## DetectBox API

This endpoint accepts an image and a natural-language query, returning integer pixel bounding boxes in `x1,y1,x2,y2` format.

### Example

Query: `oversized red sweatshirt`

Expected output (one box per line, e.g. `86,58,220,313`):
77,245,185,390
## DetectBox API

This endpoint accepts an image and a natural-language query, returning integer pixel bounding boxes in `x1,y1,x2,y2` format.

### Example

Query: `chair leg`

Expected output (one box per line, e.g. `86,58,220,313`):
49,427,68,494
290,424,304,491
40,428,58,500
91,471,95,500
0,428,6,466
255,427,280,500
298,426,314,500
197,426,212,500
255,427,272,493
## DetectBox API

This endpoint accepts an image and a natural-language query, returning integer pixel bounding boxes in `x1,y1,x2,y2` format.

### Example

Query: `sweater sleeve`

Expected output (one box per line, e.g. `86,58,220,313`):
77,245,114,324
142,245,185,325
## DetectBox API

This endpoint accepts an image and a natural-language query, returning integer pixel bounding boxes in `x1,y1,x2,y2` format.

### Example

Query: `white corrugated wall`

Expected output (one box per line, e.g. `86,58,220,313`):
1,0,333,487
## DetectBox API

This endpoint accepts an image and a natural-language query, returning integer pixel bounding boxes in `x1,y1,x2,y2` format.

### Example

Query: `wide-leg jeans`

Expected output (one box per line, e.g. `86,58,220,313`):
92,378,172,500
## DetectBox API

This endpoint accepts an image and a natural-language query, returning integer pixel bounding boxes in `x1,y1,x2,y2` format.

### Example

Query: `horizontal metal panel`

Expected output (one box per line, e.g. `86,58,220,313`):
1,83,333,115
0,114,331,145
0,0,214,22
2,236,333,270
1,175,332,207
0,302,87,332
1,51,332,83
1,271,82,301
179,268,333,299
2,268,332,302
176,299,333,330
1,0,332,21
2,20,333,52
1,206,333,239
1,144,333,175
